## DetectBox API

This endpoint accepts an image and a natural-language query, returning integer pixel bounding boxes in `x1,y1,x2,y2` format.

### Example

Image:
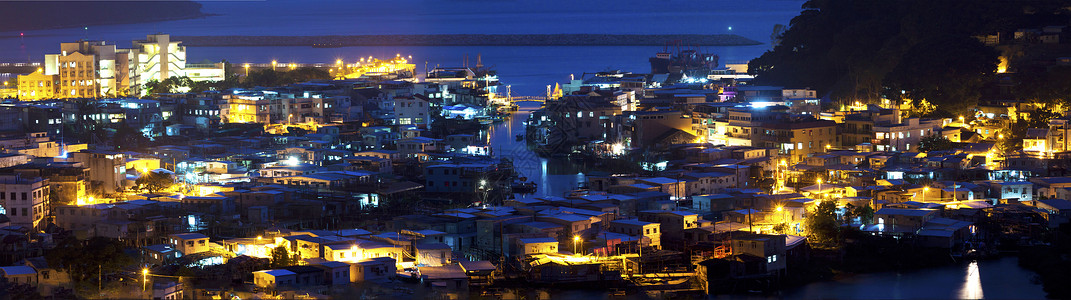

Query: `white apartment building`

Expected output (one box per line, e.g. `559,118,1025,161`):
0,174,50,229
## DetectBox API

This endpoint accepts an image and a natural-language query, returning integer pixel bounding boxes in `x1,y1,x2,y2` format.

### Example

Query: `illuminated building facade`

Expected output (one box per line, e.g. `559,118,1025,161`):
20,34,219,100
16,69,59,100
132,34,187,87
759,120,838,164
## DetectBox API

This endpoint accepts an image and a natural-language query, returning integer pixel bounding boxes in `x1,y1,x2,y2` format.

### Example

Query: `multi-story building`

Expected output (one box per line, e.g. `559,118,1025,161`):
758,119,838,163
873,118,943,152
23,34,219,99
608,219,661,249
221,93,271,124
16,69,59,101
131,34,187,88
394,95,430,127
0,174,50,229
68,150,125,195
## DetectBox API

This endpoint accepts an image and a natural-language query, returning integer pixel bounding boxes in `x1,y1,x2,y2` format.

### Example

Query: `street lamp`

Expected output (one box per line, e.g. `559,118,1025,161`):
816,178,823,198
142,268,149,292
243,63,249,76
573,235,581,255
923,186,930,202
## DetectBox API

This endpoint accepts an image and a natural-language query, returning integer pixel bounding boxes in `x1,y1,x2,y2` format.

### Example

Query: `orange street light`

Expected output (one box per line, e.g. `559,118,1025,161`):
573,235,581,255
142,268,149,292
271,60,277,71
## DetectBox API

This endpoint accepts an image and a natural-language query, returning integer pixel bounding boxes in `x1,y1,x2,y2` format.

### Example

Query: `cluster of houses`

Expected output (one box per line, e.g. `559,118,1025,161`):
1,34,1071,298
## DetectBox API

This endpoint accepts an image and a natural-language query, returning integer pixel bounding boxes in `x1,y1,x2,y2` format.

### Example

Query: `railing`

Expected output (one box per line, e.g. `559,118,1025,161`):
509,96,547,103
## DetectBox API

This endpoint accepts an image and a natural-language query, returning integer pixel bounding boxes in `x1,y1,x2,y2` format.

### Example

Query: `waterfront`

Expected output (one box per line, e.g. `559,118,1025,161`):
488,102,585,197
0,0,799,95
776,257,1045,300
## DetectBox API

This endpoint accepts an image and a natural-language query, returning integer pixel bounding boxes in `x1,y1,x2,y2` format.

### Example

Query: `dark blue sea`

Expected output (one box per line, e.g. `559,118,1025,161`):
0,0,802,95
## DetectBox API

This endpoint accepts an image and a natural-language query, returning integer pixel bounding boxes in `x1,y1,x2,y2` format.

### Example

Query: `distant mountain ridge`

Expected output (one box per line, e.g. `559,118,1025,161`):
0,1,206,32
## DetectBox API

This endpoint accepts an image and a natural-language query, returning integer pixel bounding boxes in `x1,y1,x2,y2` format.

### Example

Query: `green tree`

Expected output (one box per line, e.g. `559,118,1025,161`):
45,237,134,282
846,203,875,225
135,171,174,194
1000,109,1060,152
270,245,293,268
805,200,841,248
748,0,1066,107
917,134,955,152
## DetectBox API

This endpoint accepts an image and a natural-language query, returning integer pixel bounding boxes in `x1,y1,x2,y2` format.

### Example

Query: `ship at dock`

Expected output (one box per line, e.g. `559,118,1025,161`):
649,40,719,78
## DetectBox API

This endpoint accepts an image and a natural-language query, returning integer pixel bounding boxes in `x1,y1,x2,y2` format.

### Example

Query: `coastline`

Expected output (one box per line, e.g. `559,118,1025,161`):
174,34,763,47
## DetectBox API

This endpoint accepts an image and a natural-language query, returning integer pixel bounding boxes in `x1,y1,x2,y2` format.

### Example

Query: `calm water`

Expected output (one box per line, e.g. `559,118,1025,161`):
732,257,1047,300
488,102,584,197
0,0,800,95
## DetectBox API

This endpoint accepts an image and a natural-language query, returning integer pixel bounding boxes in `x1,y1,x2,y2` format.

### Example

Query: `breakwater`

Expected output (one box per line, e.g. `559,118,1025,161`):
174,34,762,47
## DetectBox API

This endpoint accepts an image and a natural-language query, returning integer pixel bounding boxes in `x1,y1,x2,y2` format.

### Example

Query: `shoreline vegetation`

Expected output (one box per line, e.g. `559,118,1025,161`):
0,1,207,33
174,34,763,47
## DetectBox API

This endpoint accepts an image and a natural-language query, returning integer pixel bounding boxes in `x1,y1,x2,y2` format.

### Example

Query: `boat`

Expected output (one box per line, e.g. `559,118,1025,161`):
649,40,719,77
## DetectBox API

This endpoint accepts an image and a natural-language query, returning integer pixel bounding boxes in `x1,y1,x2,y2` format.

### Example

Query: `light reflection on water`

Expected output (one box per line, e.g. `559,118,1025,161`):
763,257,1039,300
487,103,585,197
960,261,984,299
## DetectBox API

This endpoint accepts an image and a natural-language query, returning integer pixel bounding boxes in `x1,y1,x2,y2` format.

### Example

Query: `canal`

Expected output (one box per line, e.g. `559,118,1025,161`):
486,102,587,197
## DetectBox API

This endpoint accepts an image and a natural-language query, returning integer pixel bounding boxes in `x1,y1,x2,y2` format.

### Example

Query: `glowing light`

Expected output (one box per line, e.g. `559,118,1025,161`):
257,236,263,241
959,261,984,299
287,156,299,166
776,206,783,212
573,235,581,242
142,268,149,275
336,59,343,65
997,56,1009,73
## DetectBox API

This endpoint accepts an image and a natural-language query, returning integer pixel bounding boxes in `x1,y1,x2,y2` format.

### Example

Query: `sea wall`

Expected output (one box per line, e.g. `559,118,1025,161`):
175,34,763,47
